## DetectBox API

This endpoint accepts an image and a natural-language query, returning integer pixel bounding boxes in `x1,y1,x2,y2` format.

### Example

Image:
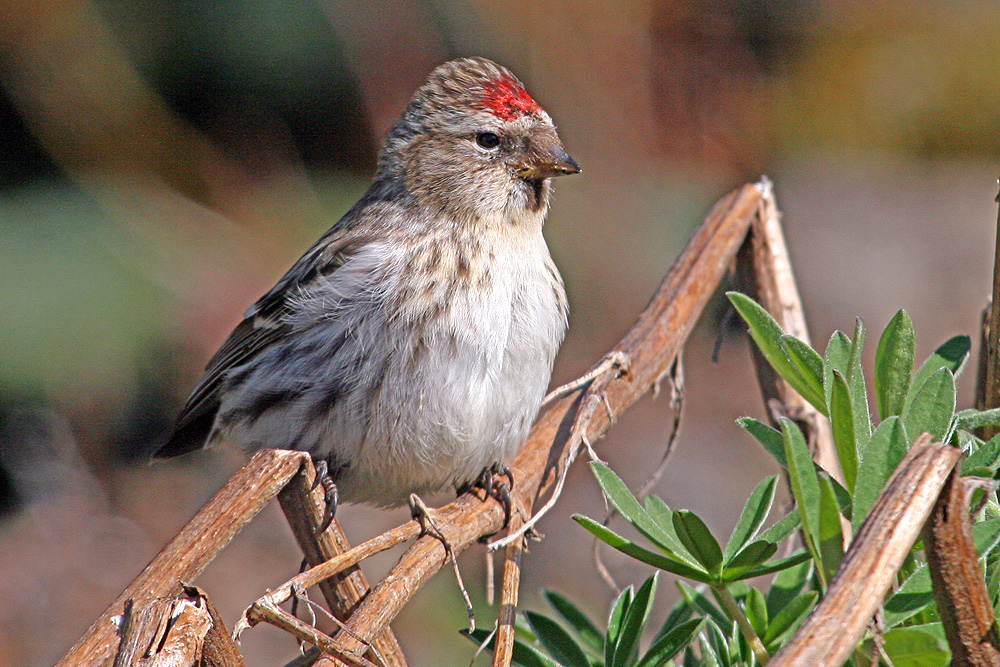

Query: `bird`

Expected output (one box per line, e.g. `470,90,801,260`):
156,57,579,518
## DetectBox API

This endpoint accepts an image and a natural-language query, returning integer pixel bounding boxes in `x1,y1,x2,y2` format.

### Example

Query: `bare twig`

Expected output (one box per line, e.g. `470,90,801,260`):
491,514,525,667
409,494,476,633
768,434,962,667
924,470,1000,665
244,598,377,667
113,597,207,667
240,522,422,623
490,368,620,550
976,176,1000,440
190,584,247,667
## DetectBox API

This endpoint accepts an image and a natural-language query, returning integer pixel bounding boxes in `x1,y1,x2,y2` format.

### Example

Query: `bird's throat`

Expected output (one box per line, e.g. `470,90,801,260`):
522,178,547,214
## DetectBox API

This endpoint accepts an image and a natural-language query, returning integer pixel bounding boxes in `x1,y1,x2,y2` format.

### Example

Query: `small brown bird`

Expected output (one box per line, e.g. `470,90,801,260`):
157,57,579,513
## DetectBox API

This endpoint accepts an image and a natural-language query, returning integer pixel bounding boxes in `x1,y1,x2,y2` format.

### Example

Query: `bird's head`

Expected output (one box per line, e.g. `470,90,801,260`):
379,57,580,225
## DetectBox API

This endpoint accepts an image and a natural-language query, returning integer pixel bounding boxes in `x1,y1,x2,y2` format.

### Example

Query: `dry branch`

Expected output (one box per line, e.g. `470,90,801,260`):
925,471,1000,666
491,516,525,667
976,179,1000,440
768,434,962,667
113,597,210,667
197,585,248,667
112,586,244,667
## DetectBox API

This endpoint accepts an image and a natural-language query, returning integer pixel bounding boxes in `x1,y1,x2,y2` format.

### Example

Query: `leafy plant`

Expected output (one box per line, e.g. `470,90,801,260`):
475,297,1000,666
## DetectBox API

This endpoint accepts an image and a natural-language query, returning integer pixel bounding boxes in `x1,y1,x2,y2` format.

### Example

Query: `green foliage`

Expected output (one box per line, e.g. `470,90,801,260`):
475,299,1000,666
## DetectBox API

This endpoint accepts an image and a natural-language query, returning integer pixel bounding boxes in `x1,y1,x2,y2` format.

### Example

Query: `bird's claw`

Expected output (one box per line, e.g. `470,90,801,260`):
462,462,514,529
312,459,339,533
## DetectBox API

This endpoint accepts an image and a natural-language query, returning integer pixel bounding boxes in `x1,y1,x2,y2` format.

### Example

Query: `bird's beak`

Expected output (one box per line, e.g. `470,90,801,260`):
515,144,581,180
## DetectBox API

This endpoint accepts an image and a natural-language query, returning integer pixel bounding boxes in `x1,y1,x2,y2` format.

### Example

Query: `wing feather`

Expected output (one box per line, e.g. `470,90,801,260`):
156,216,365,457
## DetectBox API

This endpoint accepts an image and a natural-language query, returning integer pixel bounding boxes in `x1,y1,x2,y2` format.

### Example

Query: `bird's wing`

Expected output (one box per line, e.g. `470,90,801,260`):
156,218,365,457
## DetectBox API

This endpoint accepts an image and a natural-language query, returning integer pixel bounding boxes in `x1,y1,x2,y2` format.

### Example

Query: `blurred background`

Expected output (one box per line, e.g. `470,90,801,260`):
1,0,999,664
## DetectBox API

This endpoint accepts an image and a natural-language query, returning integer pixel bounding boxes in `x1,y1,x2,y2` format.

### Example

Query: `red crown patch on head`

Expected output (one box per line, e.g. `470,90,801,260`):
478,75,543,121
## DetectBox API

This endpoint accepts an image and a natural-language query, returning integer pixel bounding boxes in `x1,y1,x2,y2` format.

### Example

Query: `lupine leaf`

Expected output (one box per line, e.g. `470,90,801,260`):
874,310,915,420
902,367,956,443
723,476,777,563
853,416,908,532
525,611,591,667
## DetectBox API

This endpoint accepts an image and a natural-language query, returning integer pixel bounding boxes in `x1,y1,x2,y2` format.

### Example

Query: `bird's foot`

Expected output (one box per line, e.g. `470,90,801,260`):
460,462,514,529
312,459,339,533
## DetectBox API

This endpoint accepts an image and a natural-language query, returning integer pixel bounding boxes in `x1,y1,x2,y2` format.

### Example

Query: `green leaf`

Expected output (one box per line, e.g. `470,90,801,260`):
884,566,933,628
758,511,801,545
822,470,854,522
698,632,722,667
525,612,591,667
542,590,604,655
606,586,632,667
781,417,822,560
882,626,950,667
612,574,658,667
589,462,693,562
574,515,710,581
674,510,724,578
743,587,768,639
989,555,1000,608
766,558,811,617
723,476,777,563
782,334,828,413
704,619,734,667
824,330,852,409
462,628,561,667
644,494,672,525
738,417,786,468
817,472,845,586
727,292,821,411
656,597,694,644
731,550,813,580
907,335,971,413
635,618,705,667
846,319,872,451
829,370,858,493
722,540,778,580
762,591,818,647
853,416,909,532
974,518,1000,557
955,407,1000,431
874,310,915,420
902,367,956,443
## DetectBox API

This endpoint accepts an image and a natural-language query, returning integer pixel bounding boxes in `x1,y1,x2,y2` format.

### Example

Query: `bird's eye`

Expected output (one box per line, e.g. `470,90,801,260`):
475,132,501,149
